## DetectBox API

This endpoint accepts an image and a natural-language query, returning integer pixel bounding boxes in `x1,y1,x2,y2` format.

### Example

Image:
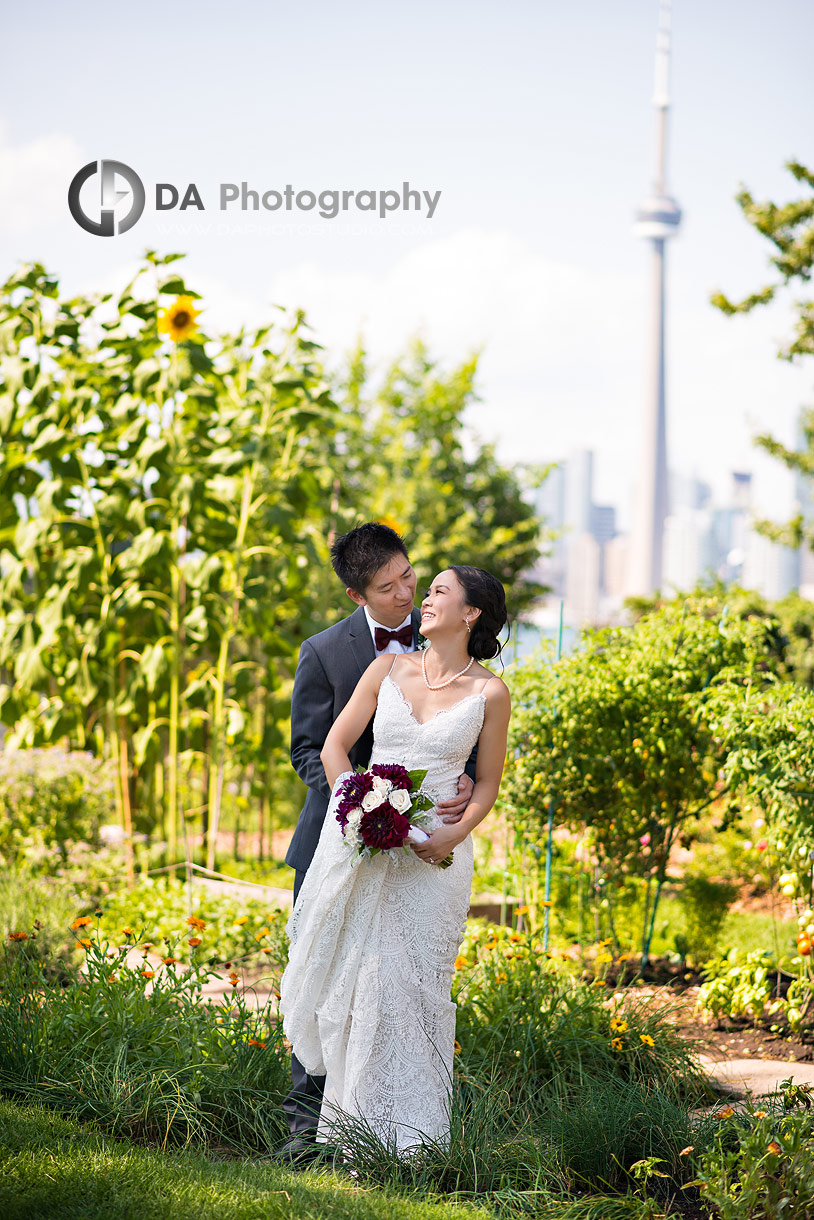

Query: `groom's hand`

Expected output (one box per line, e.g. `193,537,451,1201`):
436,773,474,823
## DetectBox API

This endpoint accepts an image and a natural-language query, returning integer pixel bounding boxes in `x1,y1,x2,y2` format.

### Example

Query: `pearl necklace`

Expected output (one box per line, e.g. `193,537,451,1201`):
421,647,475,690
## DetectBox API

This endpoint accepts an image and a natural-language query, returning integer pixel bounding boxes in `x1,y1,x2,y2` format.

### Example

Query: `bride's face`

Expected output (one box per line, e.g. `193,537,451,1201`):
420,569,479,637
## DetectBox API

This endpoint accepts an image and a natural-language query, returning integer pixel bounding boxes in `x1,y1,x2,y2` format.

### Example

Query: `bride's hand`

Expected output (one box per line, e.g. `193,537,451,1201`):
411,824,463,865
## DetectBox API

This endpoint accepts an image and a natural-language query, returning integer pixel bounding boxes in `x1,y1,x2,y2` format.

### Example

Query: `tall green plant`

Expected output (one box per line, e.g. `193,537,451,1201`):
0,255,337,869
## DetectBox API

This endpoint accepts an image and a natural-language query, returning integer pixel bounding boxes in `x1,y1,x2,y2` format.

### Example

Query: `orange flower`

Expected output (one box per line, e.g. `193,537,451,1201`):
768,1139,782,1156
72,916,92,930
453,1040,462,1055
186,916,206,932
755,1110,768,1119
141,970,155,979
495,973,508,984
262,948,272,954
162,956,179,966
254,928,270,941
120,927,135,937
8,931,29,941
108,973,118,983
679,1146,694,1157
229,973,240,986
248,1038,267,1048
454,956,468,970
541,900,554,909
140,942,154,951
718,1105,734,1120
188,937,202,948
610,1038,624,1052
516,906,529,916
79,939,92,948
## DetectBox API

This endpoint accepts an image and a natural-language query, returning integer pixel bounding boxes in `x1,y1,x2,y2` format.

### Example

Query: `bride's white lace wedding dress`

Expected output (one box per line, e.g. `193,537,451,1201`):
280,662,492,1153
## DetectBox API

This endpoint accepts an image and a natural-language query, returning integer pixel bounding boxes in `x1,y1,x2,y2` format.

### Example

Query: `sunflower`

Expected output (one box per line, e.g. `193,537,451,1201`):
158,295,200,342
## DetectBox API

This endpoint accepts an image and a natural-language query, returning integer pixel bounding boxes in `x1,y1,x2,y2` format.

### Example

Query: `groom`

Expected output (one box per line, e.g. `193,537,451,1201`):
275,521,475,1164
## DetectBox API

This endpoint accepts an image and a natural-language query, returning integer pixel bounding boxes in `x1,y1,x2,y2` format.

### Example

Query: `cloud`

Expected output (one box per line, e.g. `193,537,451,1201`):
0,117,84,234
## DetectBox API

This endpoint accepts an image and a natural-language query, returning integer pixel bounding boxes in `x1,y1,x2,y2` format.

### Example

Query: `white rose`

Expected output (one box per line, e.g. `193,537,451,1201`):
371,775,392,796
362,788,386,812
389,788,412,814
347,808,363,829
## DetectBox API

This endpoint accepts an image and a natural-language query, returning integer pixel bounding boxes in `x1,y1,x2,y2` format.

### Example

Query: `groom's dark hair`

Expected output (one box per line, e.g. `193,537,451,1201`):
330,522,410,595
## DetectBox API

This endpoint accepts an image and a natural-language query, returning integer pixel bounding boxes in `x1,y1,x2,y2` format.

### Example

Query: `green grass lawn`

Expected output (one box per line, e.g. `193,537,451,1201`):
0,1098,495,1220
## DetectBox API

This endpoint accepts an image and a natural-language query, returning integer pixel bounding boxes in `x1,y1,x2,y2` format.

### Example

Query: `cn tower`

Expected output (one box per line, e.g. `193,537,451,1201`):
628,0,682,597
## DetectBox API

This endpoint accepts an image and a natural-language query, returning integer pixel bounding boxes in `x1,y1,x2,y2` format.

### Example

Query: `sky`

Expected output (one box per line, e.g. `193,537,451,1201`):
1,0,812,532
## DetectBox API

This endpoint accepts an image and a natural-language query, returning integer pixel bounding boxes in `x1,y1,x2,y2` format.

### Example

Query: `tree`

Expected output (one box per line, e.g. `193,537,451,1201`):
710,159,814,551
330,340,549,621
504,596,777,964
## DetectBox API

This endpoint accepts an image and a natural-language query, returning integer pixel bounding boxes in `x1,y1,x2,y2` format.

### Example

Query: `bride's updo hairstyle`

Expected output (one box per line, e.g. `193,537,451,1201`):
449,565,509,662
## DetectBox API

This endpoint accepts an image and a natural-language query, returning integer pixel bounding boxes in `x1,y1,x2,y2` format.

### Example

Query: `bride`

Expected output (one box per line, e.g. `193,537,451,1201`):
279,564,511,1154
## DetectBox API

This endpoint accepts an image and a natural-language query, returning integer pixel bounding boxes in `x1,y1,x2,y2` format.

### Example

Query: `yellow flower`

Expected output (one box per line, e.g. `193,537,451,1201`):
596,952,613,965
454,956,468,970
617,953,631,963
120,927,134,936
541,900,554,908
610,1018,628,1033
375,516,406,537
453,1040,462,1055
592,979,607,987
639,1034,655,1047
754,1110,768,1119
718,1105,734,1119
516,905,529,916
610,1038,624,1051
233,916,249,926
495,973,508,984
157,295,200,342
254,927,270,941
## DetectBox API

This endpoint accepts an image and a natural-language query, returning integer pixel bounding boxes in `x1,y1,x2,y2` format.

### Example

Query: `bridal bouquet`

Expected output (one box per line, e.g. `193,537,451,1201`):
335,763,452,866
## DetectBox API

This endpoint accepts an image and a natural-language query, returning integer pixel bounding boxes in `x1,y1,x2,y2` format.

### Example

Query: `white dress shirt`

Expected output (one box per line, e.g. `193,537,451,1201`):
364,606,416,656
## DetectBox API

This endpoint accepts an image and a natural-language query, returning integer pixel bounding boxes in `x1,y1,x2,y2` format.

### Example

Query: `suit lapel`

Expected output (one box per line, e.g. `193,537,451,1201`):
411,607,421,648
347,605,376,677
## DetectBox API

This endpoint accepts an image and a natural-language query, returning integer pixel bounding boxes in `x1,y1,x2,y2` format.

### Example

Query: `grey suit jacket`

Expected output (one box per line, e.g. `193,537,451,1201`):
286,605,478,875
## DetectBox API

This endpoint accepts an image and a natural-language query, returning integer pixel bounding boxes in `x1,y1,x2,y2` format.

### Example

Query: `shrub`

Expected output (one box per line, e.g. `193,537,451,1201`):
695,1081,814,1220
0,915,289,1151
0,748,116,872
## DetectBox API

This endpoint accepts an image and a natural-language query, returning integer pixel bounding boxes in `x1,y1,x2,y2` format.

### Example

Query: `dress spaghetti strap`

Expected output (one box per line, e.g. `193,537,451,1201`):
387,654,400,677
480,672,496,692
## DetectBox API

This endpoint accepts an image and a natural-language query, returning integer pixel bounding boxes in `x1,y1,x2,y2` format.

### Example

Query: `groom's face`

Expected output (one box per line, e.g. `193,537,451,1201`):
348,553,417,628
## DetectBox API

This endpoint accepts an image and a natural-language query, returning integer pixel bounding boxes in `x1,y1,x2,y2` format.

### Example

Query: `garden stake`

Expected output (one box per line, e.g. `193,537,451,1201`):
543,599,564,952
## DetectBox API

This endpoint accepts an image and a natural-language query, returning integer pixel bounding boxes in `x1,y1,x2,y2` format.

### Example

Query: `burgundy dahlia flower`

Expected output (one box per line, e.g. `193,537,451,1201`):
359,803,411,851
369,763,412,789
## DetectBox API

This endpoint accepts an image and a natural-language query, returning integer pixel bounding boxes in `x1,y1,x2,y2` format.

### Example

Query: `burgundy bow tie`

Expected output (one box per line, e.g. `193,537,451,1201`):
374,623,414,651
